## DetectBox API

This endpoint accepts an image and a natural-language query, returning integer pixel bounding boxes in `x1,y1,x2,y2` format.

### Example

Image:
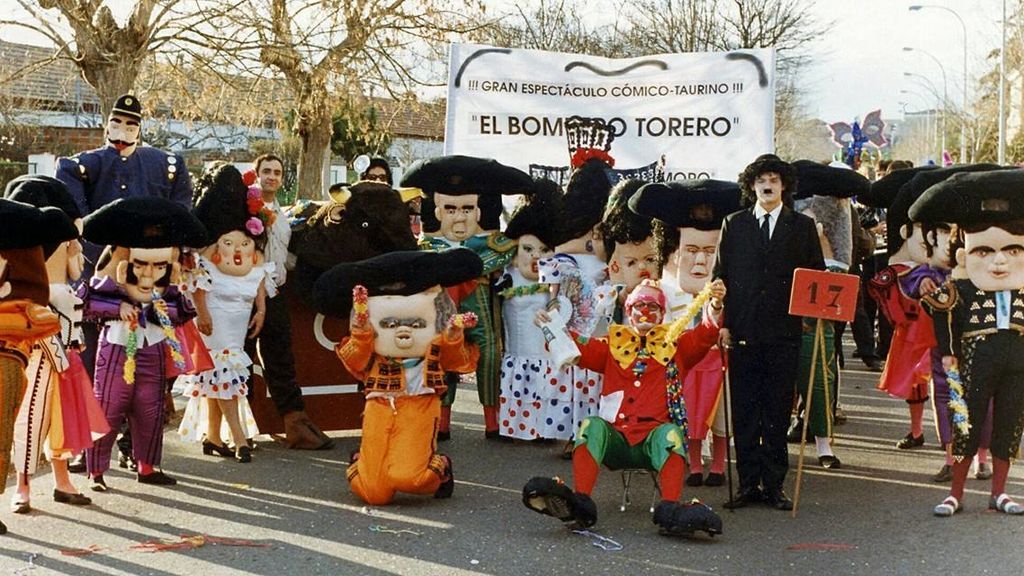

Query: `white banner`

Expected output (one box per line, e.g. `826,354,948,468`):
445,43,776,185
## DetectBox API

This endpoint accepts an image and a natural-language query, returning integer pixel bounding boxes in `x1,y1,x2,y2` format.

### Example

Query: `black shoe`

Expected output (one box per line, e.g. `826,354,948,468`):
137,471,177,486
203,440,234,458
67,454,86,474
10,495,30,514
437,430,451,442
896,433,925,450
53,489,91,506
786,420,808,443
863,358,883,372
485,430,511,442
90,475,109,492
704,472,725,487
764,489,794,511
236,446,252,463
653,499,723,537
0,520,6,535
434,455,454,499
522,477,597,528
118,453,138,471
932,464,953,482
686,473,704,487
723,487,763,509
818,455,842,469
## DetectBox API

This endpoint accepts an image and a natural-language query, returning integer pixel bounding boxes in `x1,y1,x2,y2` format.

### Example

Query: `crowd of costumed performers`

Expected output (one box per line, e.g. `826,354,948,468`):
4,97,1024,538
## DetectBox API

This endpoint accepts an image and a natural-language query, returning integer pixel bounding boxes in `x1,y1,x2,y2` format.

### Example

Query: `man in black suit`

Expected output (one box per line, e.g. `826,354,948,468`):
714,155,825,510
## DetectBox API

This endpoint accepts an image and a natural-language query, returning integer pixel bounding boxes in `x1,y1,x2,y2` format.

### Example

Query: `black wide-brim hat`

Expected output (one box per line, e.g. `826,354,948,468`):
193,163,249,241
886,163,1003,253
505,178,564,249
629,179,741,230
400,155,533,196
909,169,1024,226
4,174,82,220
312,248,484,318
83,197,208,249
0,198,78,250
860,165,937,209
792,160,870,200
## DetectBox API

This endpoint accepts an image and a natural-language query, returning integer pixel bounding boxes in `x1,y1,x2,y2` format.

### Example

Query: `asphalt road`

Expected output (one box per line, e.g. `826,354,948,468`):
1,350,1023,575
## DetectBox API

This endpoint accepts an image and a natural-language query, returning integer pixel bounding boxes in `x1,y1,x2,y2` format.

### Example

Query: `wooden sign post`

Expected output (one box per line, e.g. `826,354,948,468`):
788,268,860,518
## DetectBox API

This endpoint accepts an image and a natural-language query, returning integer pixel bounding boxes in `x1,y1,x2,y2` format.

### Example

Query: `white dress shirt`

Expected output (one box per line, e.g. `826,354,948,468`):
753,202,783,239
263,199,291,288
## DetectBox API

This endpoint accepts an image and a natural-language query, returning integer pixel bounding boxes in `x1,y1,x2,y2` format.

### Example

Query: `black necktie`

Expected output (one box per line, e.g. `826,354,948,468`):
760,214,771,246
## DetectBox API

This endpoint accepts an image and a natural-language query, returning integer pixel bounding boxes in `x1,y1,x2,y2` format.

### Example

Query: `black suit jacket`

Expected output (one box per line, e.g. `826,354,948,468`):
713,205,825,344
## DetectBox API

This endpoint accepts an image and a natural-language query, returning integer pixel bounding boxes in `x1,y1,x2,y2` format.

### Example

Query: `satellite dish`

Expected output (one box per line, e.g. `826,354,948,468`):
353,154,371,175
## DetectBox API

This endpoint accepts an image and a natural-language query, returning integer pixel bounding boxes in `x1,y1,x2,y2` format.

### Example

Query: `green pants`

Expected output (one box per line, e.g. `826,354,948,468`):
575,416,686,471
796,321,837,438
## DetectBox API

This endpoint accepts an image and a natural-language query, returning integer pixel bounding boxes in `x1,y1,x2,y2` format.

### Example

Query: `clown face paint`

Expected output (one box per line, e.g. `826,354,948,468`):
211,230,258,277
962,226,1024,291
368,288,440,358
434,193,481,243
609,239,659,296
675,228,719,294
118,247,176,303
106,113,140,156
515,234,554,281
625,284,665,334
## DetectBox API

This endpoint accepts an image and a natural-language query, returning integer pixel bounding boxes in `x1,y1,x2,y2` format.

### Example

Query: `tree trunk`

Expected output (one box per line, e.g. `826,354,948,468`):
296,106,333,200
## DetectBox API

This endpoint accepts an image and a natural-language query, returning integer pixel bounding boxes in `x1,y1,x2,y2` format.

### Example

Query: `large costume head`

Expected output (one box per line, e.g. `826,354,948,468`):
630,179,741,295
313,249,484,358
401,155,533,239
555,158,613,259
82,197,207,303
910,169,1024,291
193,162,272,277
623,279,667,335
106,94,143,157
290,181,419,302
792,160,869,271
738,154,797,210
599,178,663,296
504,179,562,281
4,175,84,284
0,198,78,306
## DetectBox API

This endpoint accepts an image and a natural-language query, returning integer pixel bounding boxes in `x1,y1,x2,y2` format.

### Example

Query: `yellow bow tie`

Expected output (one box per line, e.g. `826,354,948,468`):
607,323,678,370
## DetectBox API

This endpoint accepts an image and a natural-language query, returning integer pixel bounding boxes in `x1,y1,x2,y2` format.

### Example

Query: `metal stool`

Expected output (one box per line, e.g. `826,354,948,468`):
619,469,660,512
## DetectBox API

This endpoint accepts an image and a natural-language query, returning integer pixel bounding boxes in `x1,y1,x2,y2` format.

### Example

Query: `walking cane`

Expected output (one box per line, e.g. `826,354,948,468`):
719,342,736,511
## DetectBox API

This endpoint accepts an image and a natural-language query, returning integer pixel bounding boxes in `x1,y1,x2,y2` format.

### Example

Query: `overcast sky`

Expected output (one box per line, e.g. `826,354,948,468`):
3,0,1007,124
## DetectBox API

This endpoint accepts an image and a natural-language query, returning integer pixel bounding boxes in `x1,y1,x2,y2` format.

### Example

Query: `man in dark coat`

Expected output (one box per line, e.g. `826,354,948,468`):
713,154,825,510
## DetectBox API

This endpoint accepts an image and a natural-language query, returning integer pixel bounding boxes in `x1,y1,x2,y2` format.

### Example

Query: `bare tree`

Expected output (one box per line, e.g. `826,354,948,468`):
469,0,624,57
622,0,721,55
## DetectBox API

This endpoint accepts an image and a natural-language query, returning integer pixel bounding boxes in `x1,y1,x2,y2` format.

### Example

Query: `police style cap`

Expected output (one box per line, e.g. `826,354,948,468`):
505,178,564,248
909,169,1024,226
312,248,484,318
0,198,78,250
885,164,1003,253
629,179,741,230
792,160,870,200
4,174,82,220
111,94,142,120
193,163,250,241
83,197,208,249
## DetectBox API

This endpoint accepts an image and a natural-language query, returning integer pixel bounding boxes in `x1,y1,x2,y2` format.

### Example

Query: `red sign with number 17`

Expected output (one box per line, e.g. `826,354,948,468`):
788,268,860,322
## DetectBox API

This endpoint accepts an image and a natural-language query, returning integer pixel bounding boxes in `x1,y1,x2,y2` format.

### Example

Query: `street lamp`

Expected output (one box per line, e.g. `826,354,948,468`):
909,5,968,162
903,47,948,159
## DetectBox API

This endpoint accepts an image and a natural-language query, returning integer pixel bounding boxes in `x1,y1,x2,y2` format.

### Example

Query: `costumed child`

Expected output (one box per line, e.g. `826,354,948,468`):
497,179,562,440
402,155,534,441
786,160,869,469
910,169,1024,516
0,198,78,534
5,176,109,514
313,249,483,505
177,163,274,463
79,196,207,490
523,278,727,537
539,157,614,455
629,179,742,486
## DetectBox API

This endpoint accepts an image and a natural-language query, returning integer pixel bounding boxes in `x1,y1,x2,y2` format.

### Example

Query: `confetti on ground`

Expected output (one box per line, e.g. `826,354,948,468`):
132,534,271,552
60,545,103,557
572,529,623,551
786,542,857,551
369,524,422,536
